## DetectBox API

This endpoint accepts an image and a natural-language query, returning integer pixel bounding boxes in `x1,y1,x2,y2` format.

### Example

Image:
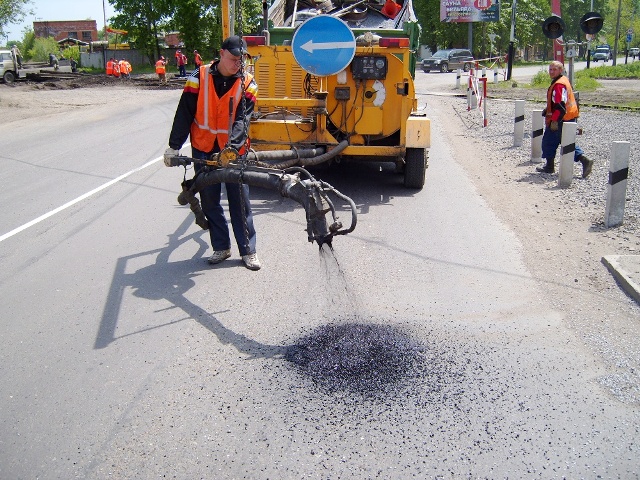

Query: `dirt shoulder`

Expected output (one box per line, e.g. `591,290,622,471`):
488,78,640,109
0,74,182,126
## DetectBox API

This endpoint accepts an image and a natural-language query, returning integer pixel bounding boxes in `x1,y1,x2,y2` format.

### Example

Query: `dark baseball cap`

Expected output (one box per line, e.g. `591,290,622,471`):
221,35,248,57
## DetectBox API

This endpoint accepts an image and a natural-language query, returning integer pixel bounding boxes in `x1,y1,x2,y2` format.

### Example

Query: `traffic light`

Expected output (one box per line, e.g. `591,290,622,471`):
542,15,565,39
580,12,604,35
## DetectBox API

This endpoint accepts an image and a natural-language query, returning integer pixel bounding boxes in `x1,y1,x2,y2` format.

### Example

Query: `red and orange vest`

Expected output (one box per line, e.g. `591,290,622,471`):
190,65,253,153
545,76,579,126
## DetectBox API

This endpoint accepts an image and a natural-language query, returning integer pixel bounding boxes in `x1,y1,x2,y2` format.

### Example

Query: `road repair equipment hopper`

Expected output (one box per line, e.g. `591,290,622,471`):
243,0,430,189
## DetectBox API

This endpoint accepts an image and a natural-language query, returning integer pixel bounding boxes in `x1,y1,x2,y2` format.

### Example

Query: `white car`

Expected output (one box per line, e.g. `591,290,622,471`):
592,47,611,62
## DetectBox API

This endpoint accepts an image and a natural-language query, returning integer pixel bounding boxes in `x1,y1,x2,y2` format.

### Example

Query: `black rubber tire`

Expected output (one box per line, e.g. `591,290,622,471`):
403,148,427,189
463,63,471,72
3,70,16,83
440,63,448,73
423,68,430,73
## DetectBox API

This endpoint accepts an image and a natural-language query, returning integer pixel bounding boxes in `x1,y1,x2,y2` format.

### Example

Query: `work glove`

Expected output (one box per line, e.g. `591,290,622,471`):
550,120,559,131
164,147,179,167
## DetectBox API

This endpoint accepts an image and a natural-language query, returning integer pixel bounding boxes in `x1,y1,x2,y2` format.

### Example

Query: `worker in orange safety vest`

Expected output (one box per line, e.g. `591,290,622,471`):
163,35,261,271
106,57,115,76
112,60,121,78
155,56,167,84
194,50,203,68
119,59,131,79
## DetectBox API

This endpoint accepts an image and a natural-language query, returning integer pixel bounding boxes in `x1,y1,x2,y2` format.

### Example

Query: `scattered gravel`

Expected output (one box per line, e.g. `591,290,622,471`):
424,91,640,405
466,95,639,238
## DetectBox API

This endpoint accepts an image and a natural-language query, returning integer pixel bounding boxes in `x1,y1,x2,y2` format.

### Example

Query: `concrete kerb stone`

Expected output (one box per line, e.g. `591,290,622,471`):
602,255,640,304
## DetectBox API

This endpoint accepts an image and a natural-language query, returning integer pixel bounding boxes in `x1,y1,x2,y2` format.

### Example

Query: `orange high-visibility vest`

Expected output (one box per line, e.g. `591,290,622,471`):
112,62,121,77
118,60,128,75
545,75,579,126
106,60,114,75
155,60,166,74
190,65,253,153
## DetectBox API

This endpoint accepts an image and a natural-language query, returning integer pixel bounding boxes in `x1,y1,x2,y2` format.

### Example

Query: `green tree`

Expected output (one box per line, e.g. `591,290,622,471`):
27,36,59,62
413,0,621,59
0,0,33,39
109,0,173,62
19,28,34,60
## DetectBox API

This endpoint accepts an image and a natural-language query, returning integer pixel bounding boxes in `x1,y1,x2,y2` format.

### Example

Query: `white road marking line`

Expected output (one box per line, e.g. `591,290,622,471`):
1,155,165,243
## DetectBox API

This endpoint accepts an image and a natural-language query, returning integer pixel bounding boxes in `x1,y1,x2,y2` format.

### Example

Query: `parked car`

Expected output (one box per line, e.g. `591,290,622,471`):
592,47,612,62
630,47,640,58
422,49,474,73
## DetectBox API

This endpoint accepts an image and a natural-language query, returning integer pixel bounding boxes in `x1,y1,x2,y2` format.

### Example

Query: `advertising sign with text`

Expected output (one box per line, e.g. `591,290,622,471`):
440,0,500,22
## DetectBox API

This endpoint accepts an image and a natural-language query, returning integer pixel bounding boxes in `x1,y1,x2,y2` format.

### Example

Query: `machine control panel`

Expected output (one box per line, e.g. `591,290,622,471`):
351,56,388,80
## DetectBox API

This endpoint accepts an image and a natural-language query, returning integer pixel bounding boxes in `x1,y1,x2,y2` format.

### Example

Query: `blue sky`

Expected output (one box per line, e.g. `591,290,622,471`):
5,0,117,41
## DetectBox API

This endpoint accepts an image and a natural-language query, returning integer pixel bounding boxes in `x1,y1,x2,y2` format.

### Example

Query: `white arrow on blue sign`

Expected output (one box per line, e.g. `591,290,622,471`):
292,15,356,76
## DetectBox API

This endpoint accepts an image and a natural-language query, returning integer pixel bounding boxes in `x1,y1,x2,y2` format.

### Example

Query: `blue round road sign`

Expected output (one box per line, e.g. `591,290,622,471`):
291,15,356,76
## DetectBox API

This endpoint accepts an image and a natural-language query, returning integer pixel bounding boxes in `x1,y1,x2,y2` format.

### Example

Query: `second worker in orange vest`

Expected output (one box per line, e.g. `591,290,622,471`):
155,56,167,84
537,60,593,178
164,36,261,270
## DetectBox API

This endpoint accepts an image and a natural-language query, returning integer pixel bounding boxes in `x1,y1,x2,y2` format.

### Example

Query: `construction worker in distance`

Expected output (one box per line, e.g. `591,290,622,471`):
106,57,115,76
155,56,167,84
118,59,131,79
163,35,261,270
112,59,121,78
537,60,593,178
194,50,203,68
11,44,23,68
177,51,187,77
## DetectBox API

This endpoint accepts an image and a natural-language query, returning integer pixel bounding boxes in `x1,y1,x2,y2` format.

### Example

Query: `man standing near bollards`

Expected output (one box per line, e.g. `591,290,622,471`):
537,60,593,178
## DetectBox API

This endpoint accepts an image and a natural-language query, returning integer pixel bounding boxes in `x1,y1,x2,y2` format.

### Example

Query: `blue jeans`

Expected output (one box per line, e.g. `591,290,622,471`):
541,122,584,162
193,148,257,256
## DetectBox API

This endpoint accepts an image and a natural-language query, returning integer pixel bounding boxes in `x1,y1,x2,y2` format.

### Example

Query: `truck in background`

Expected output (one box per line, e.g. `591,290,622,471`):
0,50,72,83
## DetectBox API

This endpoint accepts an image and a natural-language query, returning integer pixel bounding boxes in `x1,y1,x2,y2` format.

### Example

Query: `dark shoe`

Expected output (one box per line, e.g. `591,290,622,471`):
579,155,593,178
207,249,231,265
536,160,555,173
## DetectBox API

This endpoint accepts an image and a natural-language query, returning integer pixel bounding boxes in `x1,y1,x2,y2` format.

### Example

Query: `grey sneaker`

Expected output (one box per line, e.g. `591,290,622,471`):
207,249,231,265
241,253,261,271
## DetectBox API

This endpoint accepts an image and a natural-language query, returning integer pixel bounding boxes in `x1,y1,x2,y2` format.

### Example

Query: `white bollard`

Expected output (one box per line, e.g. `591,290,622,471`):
493,66,499,84
558,121,577,188
482,67,486,79
531,109,543,163
456,68,461,89
513,100,525,147
605,141,631,227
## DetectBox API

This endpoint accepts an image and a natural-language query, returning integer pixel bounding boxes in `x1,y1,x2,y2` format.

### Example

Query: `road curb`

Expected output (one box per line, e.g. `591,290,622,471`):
602,255,640,304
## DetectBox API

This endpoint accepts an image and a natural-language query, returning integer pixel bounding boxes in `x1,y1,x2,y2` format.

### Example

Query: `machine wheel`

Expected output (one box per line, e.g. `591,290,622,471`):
3,70,16,84
440,63,448,73
403,148,427,189
463,63,471,72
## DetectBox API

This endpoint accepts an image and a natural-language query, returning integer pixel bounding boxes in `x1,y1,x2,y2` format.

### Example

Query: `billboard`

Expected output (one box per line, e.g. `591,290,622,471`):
440,0,500,22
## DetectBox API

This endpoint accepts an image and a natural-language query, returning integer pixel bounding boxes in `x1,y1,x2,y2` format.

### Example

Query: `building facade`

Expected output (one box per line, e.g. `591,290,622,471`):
33,20,99,43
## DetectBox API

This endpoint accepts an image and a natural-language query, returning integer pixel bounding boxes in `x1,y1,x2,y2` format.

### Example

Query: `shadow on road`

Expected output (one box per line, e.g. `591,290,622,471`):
93,214,286,358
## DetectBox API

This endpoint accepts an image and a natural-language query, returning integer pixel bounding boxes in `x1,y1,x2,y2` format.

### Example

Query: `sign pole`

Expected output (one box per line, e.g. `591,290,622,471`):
507,0,516,81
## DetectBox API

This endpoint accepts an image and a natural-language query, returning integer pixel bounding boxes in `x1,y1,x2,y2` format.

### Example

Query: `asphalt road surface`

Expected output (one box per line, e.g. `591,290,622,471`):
0,80,638,478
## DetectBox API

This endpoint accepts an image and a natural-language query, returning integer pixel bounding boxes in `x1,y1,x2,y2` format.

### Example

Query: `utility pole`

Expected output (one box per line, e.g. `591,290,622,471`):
507,0,516,80
614,0,623,66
